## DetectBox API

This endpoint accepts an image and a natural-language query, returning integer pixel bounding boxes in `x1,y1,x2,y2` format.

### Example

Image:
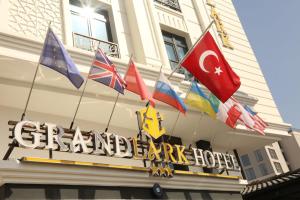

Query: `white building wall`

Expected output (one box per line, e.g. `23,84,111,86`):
279,130,300,170
265,142,290,174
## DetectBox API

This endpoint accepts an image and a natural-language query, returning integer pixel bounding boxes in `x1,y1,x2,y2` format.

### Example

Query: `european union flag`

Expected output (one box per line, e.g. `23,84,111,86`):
40,28,84,89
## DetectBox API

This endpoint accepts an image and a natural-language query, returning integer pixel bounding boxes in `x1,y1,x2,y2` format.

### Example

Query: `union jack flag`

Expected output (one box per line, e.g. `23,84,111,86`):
88,49,126,94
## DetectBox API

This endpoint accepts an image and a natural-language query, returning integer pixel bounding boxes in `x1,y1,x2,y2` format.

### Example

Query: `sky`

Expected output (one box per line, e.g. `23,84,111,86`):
233,0,300,128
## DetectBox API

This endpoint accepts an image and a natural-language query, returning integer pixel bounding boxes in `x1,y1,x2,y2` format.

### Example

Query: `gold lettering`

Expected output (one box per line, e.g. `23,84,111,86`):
210,6,234,49
175,145,189,165
132,137,146,160
163,143,176,163
220,32,233,49
148,141,161,161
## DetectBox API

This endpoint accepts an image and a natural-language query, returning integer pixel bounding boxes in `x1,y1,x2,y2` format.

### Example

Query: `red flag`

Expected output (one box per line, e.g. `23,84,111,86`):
124,58,155,106
181,32,240,103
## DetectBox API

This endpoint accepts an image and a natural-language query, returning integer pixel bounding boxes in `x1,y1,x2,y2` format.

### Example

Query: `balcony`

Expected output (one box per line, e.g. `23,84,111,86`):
154,0,181,12
72,33,120,58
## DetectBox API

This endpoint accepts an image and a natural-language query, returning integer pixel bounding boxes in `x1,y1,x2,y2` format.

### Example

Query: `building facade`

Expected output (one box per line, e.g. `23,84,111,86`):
239,129,300,182
0,0,291,199
279,129,300,170
239,142,290,182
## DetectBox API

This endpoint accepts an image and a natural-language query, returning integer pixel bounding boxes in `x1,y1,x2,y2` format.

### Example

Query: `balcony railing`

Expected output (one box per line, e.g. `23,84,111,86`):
72,33,120,58
154,0,181,12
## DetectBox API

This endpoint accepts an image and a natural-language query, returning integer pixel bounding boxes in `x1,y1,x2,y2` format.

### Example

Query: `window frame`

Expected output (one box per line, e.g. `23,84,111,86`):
69,3,113,42
254,149,263,162
245,167,256,180
258,163,269,176
162,31,191,79
268,148,278,160
240,154,251,167
273,162,283,174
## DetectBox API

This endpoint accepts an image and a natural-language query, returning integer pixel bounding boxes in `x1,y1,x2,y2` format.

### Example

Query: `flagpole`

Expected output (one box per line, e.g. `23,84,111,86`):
104,55,135,132
105,92,120,132
170,112,180,136
124,54,134,76
21,24,53,120
167,78,194,141
167,20,215,80
69,70,90,130
3,22,52,161
69,44,106,130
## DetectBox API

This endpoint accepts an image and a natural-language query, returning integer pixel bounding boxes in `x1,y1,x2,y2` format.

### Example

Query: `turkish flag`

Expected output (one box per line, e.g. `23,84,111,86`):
181,32,240,102
124,58,155,106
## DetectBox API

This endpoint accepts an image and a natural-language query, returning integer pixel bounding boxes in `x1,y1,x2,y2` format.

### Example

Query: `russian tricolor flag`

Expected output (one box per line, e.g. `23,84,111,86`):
153,72,187,113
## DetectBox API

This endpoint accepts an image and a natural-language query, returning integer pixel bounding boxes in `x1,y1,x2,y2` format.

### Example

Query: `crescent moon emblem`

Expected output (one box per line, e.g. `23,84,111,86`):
199,50,219,73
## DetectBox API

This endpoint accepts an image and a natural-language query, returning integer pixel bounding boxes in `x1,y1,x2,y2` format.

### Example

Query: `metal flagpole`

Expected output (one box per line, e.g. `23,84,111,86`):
3,22,52,160
69,68,91,130
104,92,120,132
167,78,194,141
167,20,215,80
69,45,104,130
22,24,52,120
104,54,134,132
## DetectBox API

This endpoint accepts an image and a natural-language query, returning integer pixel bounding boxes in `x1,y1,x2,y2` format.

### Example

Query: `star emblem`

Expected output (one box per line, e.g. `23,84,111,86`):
214,67,223,76
151,166,160,176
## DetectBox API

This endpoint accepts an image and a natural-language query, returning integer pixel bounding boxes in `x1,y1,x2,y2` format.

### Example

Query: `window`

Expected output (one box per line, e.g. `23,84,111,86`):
162,31,191,79
254,149,263,162
69,0,119,57
154,0,181,12
274,162,283,174
268,148,278,160
245,168,256,180
240,154,251,167
258,163,269,176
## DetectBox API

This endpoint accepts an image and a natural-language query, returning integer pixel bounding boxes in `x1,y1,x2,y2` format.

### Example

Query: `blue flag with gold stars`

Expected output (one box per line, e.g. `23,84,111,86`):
40,28,84,89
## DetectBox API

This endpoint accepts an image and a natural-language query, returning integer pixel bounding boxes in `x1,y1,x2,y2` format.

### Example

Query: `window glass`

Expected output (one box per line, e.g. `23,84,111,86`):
162,31,190,79
258,163,269,176
91,18,109,41
71,13,91,51
177,46,187,60
274,162,283,173
165,43,177,62
175,37,187,47
268,149,278,160
162,33,173,43
245,168,256,180
254,149,263,162
240,154,251,167
69,0,113,53
71,13,89,35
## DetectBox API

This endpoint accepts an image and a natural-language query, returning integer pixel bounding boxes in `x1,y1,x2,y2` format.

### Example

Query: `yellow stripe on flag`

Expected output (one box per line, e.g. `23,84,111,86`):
185,93,216,118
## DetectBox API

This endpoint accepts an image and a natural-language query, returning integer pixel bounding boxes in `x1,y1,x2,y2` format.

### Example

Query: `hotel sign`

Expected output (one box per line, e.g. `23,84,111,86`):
9,120,240,176
206,0,233,49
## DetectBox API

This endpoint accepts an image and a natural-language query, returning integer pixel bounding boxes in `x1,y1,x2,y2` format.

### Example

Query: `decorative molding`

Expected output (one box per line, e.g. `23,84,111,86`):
154,3,188,33
22,157,240,180
0,160,245,191
8,0,62,40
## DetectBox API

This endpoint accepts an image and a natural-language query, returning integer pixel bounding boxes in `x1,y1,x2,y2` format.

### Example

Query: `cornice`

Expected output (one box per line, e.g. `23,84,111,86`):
0,160,245,192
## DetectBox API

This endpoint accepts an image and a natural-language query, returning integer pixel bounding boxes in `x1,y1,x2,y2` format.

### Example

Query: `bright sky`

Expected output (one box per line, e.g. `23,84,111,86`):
233,0,300,128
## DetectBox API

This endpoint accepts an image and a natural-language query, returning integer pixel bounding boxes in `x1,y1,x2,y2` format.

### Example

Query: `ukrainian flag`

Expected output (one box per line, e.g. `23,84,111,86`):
185,82,216,118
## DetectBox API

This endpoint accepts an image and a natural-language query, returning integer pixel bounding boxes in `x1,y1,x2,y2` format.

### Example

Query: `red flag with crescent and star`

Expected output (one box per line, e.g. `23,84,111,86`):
181,31,240,103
